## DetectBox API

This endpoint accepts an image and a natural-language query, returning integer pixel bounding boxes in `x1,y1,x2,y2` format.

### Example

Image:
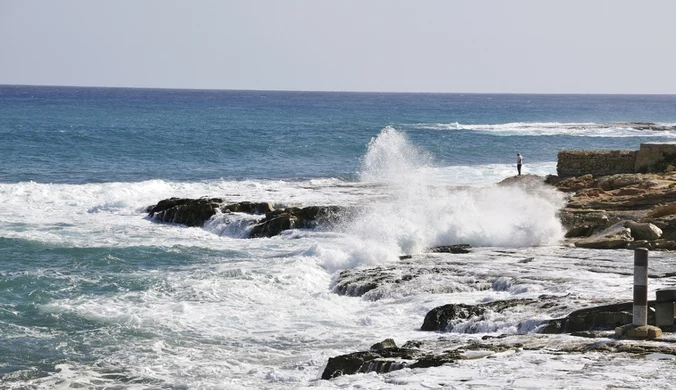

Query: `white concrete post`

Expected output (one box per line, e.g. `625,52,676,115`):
633,248,649,327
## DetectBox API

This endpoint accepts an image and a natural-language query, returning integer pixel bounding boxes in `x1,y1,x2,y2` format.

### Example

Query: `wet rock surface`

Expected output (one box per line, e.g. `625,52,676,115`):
323,245,676,379
322,333,676,380
322,298,675,380
147,197,343,237
331,253,496,300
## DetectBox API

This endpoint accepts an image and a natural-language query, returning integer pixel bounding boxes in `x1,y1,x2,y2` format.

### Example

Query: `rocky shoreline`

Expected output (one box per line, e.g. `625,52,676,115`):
146,171,676,250
323,245,676,379
145,169,676,380
546,171,676,250
321,330,676,380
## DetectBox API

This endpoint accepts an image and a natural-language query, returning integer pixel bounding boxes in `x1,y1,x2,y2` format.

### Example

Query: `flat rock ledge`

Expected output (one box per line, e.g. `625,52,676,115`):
322,334,676,380
146,197,343,238
322,300,675,380
506,172,676,249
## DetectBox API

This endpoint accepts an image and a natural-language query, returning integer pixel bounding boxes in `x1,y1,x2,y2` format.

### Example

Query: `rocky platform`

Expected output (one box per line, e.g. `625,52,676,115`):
544,171,676,249
323,248,676,380
322,332,676,380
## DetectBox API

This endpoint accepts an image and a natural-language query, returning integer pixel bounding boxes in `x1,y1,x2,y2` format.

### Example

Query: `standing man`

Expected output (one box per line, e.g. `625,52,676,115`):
516,153,523,175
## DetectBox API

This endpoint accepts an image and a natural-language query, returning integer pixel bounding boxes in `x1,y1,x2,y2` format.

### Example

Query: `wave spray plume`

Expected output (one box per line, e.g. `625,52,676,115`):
336,127,565,266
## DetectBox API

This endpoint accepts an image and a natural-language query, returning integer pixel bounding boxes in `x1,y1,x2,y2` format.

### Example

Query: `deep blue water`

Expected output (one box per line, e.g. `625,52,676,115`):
2,85,676,184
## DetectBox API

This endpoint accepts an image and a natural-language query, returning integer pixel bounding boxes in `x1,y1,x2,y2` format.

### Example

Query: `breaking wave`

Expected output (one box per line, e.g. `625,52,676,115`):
335,127,566,265
410,121,676,138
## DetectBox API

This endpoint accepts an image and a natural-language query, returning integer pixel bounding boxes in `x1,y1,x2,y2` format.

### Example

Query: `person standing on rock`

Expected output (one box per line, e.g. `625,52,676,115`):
516,153,523,175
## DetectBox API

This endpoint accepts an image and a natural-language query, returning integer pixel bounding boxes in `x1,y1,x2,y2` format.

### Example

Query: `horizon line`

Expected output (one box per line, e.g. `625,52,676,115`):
2,83,676,96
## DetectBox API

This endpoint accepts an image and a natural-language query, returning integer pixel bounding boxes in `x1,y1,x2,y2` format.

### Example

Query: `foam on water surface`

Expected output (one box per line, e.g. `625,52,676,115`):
7,89,675,390
411,121,676,138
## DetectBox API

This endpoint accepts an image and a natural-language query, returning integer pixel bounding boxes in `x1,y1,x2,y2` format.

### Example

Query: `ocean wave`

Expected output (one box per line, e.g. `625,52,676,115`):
304,128,566,272
409,121,676,138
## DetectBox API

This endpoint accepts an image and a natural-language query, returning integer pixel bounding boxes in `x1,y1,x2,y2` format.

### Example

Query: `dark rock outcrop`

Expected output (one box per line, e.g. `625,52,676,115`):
321,344,464,380
322,299,670,380
422,300,656,335
249,206,343,238
421,303,487,331
428,244,471,254
147,198,344,238
420,300,536,332
560,302,643,333
322,330,676,380
147,197,226,227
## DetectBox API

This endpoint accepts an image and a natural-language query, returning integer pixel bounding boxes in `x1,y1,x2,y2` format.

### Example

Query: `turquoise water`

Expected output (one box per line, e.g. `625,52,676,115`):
1,85,676,388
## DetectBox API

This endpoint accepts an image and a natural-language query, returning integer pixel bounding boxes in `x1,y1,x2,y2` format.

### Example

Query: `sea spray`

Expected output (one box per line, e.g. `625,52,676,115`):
358,126,433,183
331,127,566,267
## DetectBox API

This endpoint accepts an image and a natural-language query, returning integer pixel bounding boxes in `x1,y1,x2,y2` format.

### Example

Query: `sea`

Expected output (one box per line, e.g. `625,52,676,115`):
1,85,676,389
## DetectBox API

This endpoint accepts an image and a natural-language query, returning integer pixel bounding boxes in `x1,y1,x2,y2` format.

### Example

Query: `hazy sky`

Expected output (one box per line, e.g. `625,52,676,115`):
2,0,675,93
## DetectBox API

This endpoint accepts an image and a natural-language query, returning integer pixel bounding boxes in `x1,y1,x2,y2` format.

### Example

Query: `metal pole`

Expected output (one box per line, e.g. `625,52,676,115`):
633,248,649,326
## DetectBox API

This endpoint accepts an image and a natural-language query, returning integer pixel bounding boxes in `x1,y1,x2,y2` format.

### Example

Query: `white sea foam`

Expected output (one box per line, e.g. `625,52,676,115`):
24,246,676,389
321,128,566,271
411,121,676,138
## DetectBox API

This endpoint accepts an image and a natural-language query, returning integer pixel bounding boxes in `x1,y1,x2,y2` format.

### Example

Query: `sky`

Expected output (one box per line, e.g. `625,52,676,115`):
1,0,676,94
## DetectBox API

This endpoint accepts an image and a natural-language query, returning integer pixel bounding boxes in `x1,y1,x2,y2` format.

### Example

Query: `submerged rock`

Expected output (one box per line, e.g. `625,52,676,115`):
331,257,491,300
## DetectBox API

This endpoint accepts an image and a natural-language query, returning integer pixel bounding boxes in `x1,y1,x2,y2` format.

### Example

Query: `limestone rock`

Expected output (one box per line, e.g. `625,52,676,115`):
649,203,676,218
574,222,633,249
596,174,643,191
623,220,662,240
